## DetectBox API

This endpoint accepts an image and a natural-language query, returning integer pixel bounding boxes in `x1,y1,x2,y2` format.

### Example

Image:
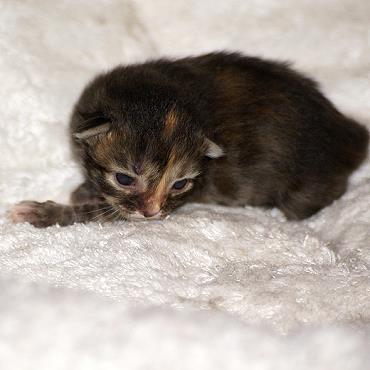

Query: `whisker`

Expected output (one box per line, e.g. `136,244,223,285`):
110,209,122,223
82,205,112,215
91,210,112,222
91,207,115,222
101,208,120,223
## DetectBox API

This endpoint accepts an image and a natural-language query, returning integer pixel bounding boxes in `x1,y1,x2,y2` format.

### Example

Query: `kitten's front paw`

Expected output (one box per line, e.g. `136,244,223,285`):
9,200,63,228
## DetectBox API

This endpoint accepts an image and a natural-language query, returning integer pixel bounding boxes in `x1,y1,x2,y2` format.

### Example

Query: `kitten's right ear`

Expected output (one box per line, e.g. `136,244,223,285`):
73,122,110,141
204,138,224,159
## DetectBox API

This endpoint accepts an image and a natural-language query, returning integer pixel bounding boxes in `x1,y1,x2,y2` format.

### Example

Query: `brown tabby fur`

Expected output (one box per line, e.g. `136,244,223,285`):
10,52,369,227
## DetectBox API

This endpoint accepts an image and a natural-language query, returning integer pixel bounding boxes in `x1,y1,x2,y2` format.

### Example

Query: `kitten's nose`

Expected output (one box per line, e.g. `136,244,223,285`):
142,209,160,218
141,195,162,218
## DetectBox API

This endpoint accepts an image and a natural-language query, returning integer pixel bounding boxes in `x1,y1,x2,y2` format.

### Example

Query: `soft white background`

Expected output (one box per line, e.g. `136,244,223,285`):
0,0,370,369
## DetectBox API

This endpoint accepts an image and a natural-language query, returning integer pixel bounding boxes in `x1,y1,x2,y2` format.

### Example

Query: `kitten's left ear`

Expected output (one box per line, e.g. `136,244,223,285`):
204,138,224,158
73,122,110,141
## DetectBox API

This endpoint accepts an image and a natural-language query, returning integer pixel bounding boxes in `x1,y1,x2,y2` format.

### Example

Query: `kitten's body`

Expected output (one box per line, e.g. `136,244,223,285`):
10,52,369,227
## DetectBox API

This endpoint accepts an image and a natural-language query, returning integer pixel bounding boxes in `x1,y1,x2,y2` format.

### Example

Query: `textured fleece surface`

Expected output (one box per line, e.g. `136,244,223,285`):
0,0,370,369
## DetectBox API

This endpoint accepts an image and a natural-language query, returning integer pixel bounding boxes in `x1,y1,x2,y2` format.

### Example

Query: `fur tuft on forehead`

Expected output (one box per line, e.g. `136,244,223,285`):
163,107,179,138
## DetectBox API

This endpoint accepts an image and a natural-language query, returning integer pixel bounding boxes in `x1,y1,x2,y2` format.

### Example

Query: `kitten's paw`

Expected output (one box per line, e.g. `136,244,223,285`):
9,200,63,228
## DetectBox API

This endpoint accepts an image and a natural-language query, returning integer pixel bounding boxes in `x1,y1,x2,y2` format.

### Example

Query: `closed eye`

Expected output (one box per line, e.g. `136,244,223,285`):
172,179,188,190
170,178,194,195
115,173,135,186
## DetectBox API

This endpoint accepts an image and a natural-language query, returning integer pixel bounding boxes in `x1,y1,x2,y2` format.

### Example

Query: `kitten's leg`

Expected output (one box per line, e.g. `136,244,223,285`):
70,180,104,205
278,178,347,220
9,200,118,228
279,198,322,220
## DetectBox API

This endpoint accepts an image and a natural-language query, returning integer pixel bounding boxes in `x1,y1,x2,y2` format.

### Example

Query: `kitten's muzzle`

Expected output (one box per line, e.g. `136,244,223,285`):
138,194,163,219
141,209,160,218
129,210,162,220
117,197,163,220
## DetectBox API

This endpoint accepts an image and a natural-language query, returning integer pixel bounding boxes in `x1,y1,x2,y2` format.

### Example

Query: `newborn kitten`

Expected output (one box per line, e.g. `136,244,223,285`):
10,52,368,227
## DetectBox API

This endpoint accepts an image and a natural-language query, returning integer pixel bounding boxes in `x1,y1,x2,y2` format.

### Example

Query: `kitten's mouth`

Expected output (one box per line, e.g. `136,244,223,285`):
121,209,164,221
129,211,163,221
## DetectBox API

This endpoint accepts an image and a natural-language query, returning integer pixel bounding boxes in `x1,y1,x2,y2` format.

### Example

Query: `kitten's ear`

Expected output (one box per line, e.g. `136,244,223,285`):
204,138,224,159
73,122,110,141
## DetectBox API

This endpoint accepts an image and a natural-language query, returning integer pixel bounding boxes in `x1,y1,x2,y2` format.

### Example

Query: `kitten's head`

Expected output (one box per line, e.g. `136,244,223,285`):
70,68,223,220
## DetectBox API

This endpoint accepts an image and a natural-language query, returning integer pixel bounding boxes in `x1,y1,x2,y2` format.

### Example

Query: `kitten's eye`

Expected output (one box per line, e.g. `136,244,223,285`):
173,179,188,190
115,173,134,186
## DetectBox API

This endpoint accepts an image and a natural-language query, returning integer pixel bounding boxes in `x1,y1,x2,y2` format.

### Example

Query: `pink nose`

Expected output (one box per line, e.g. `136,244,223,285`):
140,195,162,218
142,209,160,218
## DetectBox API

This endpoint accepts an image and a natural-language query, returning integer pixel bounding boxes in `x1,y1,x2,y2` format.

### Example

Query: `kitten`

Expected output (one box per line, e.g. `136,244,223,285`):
10,52,369,227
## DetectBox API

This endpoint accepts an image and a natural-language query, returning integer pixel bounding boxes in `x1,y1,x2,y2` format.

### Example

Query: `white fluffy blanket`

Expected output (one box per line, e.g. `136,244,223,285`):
1,1,370,369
